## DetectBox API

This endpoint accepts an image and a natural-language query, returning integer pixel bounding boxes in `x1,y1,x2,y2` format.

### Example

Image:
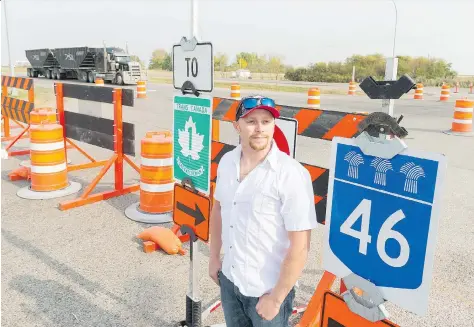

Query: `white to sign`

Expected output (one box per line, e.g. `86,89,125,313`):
323,137,447,316
173,37,213,93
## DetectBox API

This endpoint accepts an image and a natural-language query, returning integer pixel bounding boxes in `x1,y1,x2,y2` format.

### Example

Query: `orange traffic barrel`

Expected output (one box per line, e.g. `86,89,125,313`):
447,99,473,134
414,83,423,100
348,81,356,95
440,84,450,101
231,83,241,100
95,78,104,86
17,121,81,199
137,81,147,98
307,88,321,109
125,131,173,223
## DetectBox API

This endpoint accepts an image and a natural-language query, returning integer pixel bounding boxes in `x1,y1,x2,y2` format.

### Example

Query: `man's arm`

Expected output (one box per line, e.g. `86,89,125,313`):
271,163,317,304
209,200,222,261
269,229,311,304
209,200,223,285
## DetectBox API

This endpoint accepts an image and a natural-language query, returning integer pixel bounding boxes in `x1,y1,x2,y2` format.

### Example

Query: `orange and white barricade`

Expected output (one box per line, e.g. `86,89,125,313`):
444,99,473,135
307,88,321,109
137,81,147,98
348,81,356,95
17,120,81,199
125,131,174,223
231,83,241,100
440,84,450,101
414,83,423,100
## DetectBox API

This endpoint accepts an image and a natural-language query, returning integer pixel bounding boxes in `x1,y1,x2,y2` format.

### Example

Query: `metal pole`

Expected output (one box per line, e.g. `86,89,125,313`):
3,0,15,77
391,0,398,58
382,0,399,117
191,0,198,39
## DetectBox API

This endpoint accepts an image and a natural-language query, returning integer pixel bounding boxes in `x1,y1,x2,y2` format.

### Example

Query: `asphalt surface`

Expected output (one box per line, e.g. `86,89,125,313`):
2,77,474,327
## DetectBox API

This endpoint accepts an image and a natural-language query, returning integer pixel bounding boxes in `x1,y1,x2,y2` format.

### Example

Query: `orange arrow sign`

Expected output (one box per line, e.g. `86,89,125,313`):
173,183,211,242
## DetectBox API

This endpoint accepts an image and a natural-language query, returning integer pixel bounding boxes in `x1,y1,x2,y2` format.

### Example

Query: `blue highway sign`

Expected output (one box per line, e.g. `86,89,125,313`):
323,137,447,316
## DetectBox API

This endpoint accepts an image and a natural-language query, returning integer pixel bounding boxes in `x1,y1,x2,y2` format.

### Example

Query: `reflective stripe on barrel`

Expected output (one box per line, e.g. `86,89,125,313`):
29,121,68,192
139,131,173,214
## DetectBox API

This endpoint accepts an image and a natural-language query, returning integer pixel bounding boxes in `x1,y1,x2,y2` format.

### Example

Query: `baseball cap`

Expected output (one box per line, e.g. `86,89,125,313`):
235,96,280,120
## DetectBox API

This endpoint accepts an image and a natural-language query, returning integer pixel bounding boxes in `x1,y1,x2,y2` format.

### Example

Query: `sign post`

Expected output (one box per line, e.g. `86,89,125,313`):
172,3,217,325
319,112,447,325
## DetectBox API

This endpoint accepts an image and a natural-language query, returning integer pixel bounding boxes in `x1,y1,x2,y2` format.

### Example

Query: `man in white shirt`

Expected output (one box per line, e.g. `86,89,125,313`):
209,95,318,326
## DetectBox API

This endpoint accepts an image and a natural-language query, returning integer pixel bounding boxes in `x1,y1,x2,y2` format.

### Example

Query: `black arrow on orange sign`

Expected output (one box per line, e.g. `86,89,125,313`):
177,201,206,225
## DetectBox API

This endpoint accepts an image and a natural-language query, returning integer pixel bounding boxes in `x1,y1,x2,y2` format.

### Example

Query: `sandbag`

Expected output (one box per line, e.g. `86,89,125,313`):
137,226,185,255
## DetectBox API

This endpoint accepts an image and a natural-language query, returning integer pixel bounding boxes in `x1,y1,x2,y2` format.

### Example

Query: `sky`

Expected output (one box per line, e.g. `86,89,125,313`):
1,0,473,75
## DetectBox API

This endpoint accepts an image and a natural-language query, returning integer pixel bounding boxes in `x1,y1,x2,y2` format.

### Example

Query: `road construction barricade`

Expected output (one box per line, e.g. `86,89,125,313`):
125,131,174,223
348,81,356,95
94,78,104,86
137,81,147,98
53,82,140,210
414,83,423,100
17,120,81,200
230,83,241,100
307,88,321,109
1,76,35,157
444,98,473,136
440,84,450,101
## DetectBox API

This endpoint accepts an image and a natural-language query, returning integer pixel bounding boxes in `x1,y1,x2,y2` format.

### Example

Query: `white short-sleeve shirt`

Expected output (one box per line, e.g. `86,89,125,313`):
213,141,318,297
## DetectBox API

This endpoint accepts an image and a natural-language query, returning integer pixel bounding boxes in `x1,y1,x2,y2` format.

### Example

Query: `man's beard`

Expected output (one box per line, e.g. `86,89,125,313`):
249,136,269,151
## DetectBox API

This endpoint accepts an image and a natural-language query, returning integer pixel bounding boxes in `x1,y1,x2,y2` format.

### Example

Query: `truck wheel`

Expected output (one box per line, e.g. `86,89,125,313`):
46,70,51,79
79,71,87,82
115,74,123,85
87,72,95,83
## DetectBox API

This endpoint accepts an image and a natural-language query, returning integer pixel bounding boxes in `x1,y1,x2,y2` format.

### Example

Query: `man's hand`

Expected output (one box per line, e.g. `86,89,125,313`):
256,293,282,321
209,256,222,286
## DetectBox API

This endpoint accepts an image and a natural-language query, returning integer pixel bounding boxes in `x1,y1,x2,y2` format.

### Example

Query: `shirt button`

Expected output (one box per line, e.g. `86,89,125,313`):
233,201,236,205
230,225,233,228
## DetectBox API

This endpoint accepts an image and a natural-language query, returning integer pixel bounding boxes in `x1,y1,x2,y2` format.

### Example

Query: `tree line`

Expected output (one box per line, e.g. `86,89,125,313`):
133,49,463,86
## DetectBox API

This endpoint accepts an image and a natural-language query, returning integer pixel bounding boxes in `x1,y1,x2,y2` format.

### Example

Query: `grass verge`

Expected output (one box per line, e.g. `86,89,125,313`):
148,77,361,96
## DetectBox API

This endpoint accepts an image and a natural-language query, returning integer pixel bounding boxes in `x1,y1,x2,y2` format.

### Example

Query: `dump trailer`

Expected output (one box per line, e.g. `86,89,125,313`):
25,46,146,85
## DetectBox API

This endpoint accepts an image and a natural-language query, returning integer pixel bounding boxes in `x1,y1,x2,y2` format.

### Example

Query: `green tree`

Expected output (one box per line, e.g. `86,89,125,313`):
148,49,172,70
130,55,145,68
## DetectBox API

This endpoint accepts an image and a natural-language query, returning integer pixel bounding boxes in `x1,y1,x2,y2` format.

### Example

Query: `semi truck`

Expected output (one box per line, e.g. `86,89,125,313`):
25,46,147,85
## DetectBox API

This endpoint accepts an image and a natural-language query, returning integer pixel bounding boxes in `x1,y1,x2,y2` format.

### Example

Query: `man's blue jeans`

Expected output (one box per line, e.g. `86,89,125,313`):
218,270,295,327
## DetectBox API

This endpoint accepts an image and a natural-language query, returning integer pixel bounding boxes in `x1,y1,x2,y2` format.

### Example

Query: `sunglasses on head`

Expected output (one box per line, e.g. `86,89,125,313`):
236,97,276,119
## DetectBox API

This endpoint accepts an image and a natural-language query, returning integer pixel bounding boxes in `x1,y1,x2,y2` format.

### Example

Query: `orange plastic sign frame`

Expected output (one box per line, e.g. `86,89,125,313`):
320,291,399,327
173,183,211,242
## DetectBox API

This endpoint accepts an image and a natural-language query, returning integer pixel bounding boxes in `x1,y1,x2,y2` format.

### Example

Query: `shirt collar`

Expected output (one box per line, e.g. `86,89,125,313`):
232,140,279,171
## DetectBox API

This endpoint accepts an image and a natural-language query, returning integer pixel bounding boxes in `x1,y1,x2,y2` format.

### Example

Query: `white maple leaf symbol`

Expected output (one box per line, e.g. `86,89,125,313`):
178,116,204,160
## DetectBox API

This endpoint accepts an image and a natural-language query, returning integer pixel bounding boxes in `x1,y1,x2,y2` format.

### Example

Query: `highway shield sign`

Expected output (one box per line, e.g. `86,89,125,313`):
173,93,212,195
323,137,447,315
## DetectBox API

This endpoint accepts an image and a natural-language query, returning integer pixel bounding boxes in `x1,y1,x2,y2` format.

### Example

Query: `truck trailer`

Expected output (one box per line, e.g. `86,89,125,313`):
25,46,147,85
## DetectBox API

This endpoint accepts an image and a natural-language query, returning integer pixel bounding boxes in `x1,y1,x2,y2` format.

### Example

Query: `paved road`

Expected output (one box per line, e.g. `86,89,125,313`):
2,77,474,326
